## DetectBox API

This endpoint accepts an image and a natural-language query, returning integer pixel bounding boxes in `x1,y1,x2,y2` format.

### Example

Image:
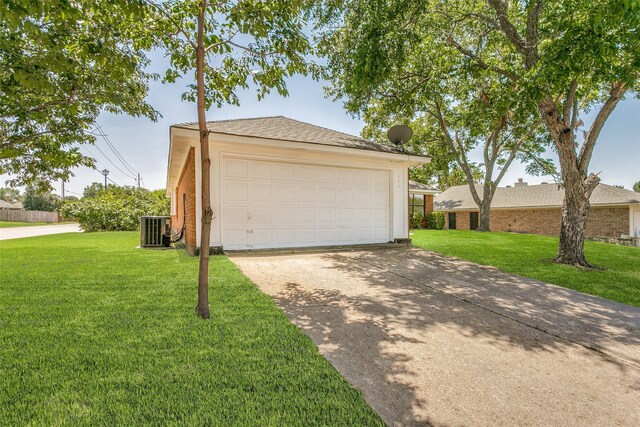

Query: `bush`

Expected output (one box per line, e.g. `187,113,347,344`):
410,211,424,229
427,212,445,230
60,188,169,232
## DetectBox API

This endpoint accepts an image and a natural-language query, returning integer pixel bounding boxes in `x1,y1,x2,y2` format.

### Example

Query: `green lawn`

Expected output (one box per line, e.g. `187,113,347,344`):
411,230,640,307
0,221,50,228
0,232,382,425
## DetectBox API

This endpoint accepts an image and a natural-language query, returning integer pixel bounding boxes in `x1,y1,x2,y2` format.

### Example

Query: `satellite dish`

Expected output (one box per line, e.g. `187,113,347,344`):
387,125,413,148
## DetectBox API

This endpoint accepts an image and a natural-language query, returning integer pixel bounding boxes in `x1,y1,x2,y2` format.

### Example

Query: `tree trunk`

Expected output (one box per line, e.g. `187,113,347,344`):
539,96,599,268
478,199,491,231
195,2,211,319
556,183,592,267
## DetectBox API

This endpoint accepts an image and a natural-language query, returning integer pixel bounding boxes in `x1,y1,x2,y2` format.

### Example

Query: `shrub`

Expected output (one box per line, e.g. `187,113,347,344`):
427,212,445,230
61,188,169,232
410,211,424,229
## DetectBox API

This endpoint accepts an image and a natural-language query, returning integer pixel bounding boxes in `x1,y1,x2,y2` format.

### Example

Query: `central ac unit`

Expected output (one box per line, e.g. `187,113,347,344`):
140,216,171,248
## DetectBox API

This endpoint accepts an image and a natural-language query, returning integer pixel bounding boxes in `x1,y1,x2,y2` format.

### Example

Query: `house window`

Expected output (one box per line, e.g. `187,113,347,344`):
470,212,478,230
409,194,425,216
448,212,457,229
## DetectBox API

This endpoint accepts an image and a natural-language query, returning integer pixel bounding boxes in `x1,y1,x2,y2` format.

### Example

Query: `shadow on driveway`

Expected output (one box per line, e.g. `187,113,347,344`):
231,247,640,426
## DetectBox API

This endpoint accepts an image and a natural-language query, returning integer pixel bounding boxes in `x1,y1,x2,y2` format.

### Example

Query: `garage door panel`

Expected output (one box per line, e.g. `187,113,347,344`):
224,206,248,225
274,229,295,245
251,162,273,180
225,181,248,202
353,170,372,186
356,208,372,225
317,208,336,226
295,207,316,226
336,188,356,204
318,228,336,243
225,159,249,178
317,167,336,183
295,185,316,203
356,228,372,242
251,183,273,203
317,187,336,203
273,207,295,226
296,228,316,243
274,184,295,202
251,229,273,247
251,207,273,224
296,165,316,182
275,164,296,181
222,157,390,249
336,208,356,226
224,229,248,247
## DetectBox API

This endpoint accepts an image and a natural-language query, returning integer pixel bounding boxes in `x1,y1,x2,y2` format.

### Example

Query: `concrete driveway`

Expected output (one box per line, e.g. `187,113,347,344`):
230,247,640,426
0,223,80,240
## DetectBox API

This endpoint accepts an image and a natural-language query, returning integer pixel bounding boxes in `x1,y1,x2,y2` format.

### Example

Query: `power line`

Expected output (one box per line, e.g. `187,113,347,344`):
85,141,137,180
95,125,139,177
81,145,131,185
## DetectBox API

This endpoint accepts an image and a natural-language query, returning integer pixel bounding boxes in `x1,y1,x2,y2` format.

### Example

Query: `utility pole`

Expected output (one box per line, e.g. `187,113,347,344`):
61,180,65,199
137,172,141,189
101,169,109,190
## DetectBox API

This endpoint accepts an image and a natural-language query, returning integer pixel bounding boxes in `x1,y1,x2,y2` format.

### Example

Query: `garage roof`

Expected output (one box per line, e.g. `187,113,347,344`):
172,116,428,157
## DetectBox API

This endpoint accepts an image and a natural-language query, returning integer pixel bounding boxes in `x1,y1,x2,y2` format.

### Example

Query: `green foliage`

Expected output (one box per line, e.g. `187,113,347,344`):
0,232,383,424
150,0,317,111
82,182,111,198
634,181,640,192
0,187,21,203
410,211,424,230
426,212,445,230
61,187,169,231
411,230,640,307
22,186,59,211
0,1,158,190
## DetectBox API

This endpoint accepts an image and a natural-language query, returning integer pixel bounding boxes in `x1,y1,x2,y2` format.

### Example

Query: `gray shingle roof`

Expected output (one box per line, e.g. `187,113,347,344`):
409,180,439,193
434,183,640,211
0,199,22,209
172,116,427,157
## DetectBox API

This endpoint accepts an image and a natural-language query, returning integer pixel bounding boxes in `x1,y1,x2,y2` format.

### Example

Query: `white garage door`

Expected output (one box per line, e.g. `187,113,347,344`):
221,157,391,250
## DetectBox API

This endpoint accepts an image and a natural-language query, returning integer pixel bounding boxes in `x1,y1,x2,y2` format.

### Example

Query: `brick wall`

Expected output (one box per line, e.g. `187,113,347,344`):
424,194,434,215
442,206,629,239
172,148,196,254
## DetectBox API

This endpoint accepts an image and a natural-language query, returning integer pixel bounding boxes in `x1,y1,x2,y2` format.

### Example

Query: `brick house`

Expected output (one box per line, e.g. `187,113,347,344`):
434,180,640,243
408,181,439,217
166,116,430,253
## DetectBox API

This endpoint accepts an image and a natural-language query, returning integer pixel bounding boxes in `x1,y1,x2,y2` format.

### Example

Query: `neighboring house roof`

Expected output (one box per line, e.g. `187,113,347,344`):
435,182,640,211
409,180,440,195
0,199,22,209
171,116,428,158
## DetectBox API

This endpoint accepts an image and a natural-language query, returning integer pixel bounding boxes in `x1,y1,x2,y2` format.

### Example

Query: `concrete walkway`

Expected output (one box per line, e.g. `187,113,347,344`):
0,223,81,240
230,247,640,426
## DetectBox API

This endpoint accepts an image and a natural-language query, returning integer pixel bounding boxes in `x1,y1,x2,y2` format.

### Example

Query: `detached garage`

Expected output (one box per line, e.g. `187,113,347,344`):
166,116,430,253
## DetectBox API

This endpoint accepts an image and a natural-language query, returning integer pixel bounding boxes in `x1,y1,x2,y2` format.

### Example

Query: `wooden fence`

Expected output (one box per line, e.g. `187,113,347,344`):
0,210,59,223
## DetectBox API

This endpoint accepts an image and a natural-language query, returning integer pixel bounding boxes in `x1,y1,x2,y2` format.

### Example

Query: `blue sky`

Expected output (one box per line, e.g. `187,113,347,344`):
6,51,640,196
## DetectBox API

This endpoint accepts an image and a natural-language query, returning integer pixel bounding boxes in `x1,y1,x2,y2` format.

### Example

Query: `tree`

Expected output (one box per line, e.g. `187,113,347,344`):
0,187,21,203
149,0,313,318
634,182,640,193
82,182,114,199
1,1,158,190
314,0,548,231
23,186,59,211
314,0,639,264
61,187,169,231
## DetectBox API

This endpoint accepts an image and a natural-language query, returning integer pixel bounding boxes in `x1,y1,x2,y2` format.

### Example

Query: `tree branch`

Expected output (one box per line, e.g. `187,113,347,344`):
487,0,526,54
524,0,543,68
446,36,520,81
578,81,627,173
144,1,197,49
563,79,577,127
